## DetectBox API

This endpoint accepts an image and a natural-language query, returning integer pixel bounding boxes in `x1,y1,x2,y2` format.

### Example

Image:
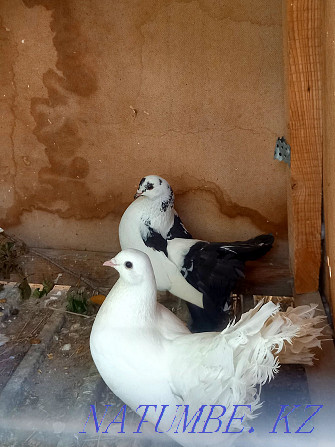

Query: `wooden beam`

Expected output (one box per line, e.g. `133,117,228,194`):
323,0,335,325
284,0,323,293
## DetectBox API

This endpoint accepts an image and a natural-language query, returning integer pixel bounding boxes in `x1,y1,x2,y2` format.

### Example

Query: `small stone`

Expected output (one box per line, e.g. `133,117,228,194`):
61,343,71,351
70,323,80,331
30,338,41,345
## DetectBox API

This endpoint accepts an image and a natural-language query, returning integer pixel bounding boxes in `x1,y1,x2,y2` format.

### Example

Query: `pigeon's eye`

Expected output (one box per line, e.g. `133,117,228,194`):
125,261,133,269
146,183,154,190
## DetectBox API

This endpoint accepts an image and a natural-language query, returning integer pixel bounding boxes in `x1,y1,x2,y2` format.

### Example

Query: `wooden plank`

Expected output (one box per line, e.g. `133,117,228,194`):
284,0,323,293
323,1,335,326
10,247,292,296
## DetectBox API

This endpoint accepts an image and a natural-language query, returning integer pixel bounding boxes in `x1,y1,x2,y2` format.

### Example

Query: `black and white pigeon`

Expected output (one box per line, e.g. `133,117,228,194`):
119,175,275,332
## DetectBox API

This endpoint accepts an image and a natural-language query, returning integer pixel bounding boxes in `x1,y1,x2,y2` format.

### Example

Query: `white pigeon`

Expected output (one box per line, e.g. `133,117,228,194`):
90,249,324,447
119,175,274,332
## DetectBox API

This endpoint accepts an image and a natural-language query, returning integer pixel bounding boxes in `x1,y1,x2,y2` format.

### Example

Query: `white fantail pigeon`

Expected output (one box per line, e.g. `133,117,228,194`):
90,249,324,447
119,175,274,332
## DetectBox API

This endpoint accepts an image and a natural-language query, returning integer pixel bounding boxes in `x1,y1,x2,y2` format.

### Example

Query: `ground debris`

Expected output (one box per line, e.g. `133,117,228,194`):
61,344,71,351
0,334,9,347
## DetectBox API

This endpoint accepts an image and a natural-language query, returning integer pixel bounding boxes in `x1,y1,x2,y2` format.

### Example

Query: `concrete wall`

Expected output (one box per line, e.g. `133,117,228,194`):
0,0,287,255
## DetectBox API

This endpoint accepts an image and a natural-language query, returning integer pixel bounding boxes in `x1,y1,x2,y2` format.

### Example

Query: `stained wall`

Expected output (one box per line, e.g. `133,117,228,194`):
0,0,287,257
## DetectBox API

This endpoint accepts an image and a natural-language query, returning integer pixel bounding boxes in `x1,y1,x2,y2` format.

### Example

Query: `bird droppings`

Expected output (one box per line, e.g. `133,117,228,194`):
61,343,71,351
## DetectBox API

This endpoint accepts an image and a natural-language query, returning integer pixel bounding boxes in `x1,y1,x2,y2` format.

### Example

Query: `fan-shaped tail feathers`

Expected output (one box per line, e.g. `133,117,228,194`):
270,304,327,365
183,302,299,428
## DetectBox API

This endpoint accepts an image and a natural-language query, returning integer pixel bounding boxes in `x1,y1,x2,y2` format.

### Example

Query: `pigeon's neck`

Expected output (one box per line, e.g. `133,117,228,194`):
101,278,158,327
140,194,175,237
144,190,174,217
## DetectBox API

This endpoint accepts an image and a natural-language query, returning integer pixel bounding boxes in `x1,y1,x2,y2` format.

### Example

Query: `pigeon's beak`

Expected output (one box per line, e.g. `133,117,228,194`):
134,191,143,199
103,258,117,268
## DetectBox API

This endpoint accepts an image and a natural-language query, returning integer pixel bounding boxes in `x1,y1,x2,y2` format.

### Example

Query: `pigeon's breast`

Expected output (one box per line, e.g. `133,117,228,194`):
119,200,180,291
90,322,177,411
119,199,145,250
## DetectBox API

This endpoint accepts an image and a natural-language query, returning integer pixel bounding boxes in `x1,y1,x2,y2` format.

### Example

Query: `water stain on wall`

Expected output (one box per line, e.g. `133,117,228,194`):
171,174,286,237
4,0,126,226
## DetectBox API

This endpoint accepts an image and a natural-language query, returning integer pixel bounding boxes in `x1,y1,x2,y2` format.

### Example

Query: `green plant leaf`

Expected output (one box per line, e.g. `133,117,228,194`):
66,286,89,314
42,279,55,295
18,278,31,300
32,279,55,298
32,287,44,298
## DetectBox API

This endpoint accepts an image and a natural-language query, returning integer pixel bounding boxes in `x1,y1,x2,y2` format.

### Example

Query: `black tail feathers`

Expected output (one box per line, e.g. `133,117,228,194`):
218,233,274,262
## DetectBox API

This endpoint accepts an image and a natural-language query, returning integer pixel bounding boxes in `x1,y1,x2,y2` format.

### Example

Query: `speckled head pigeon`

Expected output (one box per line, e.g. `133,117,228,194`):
119,175,274,332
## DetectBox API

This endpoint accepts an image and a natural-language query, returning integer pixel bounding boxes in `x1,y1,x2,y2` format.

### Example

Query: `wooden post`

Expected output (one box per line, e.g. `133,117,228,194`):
323,0,335,325
284,0,323,294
